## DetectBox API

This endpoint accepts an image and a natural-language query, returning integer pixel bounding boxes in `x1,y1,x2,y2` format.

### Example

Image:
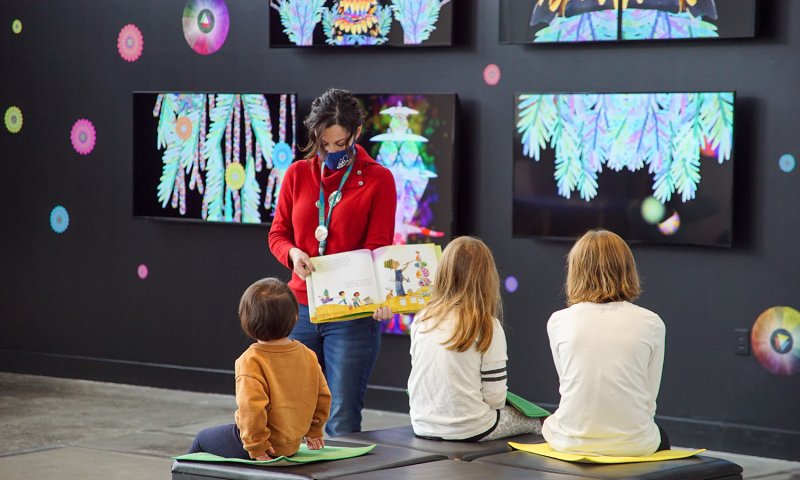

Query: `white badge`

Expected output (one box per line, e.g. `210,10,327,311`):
314,225,329,242
328,190,342,208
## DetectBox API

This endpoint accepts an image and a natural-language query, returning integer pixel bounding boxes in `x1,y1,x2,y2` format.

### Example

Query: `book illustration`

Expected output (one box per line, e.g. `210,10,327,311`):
306,243,441,323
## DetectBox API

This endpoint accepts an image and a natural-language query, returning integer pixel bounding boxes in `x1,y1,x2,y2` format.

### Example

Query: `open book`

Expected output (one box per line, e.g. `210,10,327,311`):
306,243,442,323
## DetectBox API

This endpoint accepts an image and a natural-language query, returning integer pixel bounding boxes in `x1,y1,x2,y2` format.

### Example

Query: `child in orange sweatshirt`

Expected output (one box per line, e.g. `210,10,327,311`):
188,278,331,459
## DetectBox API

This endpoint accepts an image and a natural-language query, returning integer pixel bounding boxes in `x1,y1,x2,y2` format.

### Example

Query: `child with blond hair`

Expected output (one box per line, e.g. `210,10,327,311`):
408,236,541,441
543,229,668,456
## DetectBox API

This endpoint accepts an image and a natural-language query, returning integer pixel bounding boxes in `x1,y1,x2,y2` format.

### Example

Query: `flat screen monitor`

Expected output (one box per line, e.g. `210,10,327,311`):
500,0,756,43
133,92,298,225
512,91,734,247
353,93,458,333
269,0,453,47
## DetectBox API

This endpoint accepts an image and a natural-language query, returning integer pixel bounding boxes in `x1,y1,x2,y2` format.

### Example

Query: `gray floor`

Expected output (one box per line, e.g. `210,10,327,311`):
0,373,798,480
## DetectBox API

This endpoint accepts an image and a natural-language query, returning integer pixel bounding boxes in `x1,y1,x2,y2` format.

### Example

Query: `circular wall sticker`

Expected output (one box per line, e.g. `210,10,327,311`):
751,306,800,376
182,0,230,55
4,106,22,133
117,24,144,62
70,119,96,155
50,205,70,234
483,63,501,86
504,275,519,293
137,264,149,280
778,154,795,173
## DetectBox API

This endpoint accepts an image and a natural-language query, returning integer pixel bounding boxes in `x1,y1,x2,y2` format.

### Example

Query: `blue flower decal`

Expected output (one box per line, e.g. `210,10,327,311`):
779,154,796,173
50,205,69,234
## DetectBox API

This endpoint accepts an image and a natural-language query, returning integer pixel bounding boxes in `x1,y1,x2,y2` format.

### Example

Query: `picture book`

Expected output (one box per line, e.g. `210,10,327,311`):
306,243,442,323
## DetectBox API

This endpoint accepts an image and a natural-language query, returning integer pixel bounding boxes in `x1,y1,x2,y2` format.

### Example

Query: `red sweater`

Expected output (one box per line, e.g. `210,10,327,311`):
268,144,397,305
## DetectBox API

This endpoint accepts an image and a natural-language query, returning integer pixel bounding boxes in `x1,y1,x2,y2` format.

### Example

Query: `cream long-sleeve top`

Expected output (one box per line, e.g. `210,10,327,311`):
408,313,508,440
542,301,665,456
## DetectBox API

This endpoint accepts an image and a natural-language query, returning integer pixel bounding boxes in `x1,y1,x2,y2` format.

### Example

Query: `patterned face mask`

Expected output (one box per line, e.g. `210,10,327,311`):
322,144,356,170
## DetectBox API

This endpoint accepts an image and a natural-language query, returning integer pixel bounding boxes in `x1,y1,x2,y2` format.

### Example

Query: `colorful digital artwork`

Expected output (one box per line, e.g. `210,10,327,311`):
354,94,456,334
269,0,452,47
117,24,144,62
182,0,230,55
133,92,297,225
513,92,734,246
500,0,756,43
752,306,800,376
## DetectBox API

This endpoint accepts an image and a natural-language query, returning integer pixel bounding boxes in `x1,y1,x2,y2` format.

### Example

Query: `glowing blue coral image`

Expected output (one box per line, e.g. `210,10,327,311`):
390,0,450,44
621,10,717,40
270,0,325,46
535,10,618,42
152,93,288,223
516,92,734,203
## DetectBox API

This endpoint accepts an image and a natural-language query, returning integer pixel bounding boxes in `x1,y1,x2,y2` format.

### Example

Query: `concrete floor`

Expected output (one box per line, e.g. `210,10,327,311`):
0,372,798,480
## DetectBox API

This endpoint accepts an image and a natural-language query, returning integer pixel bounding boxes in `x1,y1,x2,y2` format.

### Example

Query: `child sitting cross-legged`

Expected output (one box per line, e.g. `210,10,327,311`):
187,278,331,459
408,236,542,441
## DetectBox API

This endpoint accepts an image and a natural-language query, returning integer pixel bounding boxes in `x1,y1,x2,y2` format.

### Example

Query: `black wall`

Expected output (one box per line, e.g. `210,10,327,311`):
1,0,798,461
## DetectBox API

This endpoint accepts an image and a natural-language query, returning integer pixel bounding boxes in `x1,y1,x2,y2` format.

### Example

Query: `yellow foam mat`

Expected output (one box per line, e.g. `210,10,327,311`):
508,442,705,464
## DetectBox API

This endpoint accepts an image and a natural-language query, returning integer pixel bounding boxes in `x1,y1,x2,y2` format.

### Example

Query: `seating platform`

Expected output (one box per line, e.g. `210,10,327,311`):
475,450,744,480
171,441,445,480
173,427,744,480
333,458,593,479
332,424,545,461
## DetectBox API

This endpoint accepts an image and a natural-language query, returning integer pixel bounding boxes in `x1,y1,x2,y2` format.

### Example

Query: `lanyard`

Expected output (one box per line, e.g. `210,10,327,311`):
316,159,355,256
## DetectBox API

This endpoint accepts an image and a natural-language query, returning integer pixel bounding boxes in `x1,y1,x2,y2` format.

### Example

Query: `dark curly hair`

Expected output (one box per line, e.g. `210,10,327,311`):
302,88,365,159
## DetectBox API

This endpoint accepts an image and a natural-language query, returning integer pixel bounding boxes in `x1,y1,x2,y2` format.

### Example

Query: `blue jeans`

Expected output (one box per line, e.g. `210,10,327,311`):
188,423,250,459
292,304,381,437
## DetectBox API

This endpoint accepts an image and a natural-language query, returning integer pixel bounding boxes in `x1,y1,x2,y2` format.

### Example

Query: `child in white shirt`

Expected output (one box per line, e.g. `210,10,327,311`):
542,229,669,456
408,236,541,441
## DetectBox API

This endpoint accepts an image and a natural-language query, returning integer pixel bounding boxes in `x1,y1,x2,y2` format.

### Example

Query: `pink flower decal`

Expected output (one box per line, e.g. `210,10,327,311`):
71,119,96,155
483,64,501,86
118,24,143,62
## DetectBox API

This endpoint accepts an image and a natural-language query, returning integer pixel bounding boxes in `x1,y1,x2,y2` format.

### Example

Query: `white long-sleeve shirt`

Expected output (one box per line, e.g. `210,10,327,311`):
408,314,507,439
542,301,665,456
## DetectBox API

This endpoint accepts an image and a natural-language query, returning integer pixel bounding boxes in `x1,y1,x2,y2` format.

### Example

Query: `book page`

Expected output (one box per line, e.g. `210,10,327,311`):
306,249,381,322
371,243,441,314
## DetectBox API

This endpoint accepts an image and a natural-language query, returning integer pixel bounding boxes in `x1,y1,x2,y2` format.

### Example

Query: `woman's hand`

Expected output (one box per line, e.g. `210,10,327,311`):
289,248,315,279
373,306,393,321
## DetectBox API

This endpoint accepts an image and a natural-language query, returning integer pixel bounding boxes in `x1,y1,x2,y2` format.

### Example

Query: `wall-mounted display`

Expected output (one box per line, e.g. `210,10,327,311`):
133,92,297,225
269,0,453,47
500,0,756,43
513,91,734,247
353,93,457,334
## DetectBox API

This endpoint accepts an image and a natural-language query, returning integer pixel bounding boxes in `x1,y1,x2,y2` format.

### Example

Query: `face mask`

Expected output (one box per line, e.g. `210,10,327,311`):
322,144,356,170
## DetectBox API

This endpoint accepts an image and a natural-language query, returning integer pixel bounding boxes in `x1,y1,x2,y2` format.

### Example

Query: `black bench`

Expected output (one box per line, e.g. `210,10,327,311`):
332,424,545,461
474,450,744,479
171,441,446,480
333,458,595,479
